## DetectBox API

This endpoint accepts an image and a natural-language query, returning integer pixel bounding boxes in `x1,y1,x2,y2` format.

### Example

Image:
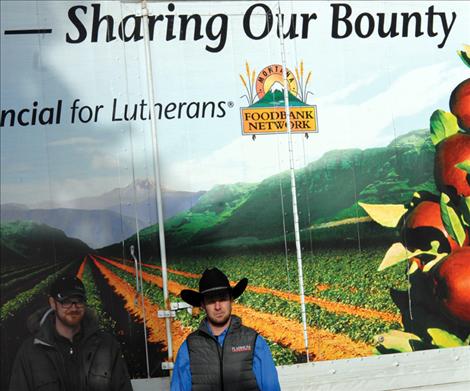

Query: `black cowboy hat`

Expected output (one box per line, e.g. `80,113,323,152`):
180,267,248,307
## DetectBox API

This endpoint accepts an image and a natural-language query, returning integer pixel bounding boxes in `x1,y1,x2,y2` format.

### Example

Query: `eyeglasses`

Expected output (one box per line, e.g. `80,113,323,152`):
57,298,86,309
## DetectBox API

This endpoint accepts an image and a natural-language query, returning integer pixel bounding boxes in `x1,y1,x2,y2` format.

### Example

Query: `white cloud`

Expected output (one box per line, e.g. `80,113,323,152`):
315,61,464,150
0,176,123,206
48,137,100,147
91,154,119,170
164,61,466,192
165,135,310,191
320,72,380,104
49,177,122,204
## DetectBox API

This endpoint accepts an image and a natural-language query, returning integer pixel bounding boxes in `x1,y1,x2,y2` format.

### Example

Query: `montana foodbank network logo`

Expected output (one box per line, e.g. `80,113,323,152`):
240,62,318,136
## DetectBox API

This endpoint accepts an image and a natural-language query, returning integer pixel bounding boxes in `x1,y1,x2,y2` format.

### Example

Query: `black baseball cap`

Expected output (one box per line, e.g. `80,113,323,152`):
49,276,86,302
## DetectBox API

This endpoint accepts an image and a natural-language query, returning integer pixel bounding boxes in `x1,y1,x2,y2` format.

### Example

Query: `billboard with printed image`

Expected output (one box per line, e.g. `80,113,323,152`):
1,1,469,386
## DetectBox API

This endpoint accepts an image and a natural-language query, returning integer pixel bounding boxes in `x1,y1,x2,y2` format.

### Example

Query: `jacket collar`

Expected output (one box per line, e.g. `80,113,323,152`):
198,315,242,337
29,307,100,346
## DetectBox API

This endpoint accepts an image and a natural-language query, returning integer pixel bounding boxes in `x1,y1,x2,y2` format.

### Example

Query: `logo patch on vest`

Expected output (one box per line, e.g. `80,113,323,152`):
231,344,252,353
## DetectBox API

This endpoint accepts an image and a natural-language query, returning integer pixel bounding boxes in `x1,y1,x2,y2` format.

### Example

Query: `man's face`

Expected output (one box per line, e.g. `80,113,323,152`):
202,291,232,328
49,296,86,328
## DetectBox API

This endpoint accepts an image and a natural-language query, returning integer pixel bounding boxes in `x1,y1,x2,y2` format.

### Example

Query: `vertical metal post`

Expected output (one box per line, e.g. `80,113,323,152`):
130,245,140,299
141,0,174,365
276,1,310,362
130,245,149,377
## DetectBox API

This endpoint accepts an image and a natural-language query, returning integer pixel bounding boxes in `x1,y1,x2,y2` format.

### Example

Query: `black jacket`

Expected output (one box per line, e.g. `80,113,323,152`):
9,307,133,391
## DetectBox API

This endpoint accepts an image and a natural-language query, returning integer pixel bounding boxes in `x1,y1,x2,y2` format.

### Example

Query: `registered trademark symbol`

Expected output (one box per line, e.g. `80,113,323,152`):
228,101,234,108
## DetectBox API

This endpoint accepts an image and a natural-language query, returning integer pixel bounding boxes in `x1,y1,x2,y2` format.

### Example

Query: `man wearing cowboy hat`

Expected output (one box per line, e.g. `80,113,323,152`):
171,268,280,391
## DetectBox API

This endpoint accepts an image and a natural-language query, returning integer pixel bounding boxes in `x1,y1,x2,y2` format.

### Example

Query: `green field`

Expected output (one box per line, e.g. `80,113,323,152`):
167,247,408,314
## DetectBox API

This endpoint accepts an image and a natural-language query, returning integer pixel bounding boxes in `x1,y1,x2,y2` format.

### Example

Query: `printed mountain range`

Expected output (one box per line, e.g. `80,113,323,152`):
103,129,435,256
1,184,205,248
251,88,307,107
0,220,90,270
1,129,434,254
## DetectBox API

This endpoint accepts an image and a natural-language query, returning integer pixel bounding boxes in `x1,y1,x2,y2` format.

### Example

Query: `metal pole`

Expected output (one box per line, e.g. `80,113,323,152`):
276,1,310,362
130,245,140,293
130,245,150,377
141,0,174,365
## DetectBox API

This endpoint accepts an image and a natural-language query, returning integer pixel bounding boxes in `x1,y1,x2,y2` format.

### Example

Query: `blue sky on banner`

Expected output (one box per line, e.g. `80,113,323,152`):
1,1,469,204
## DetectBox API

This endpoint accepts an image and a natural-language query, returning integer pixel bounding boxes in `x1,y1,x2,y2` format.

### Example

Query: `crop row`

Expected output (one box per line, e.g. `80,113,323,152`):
109,256,401,328
92,257,170,345
79,257,115,331
77,256,87,279
95,256,199,328
136,262,399,344
0,262,76,321
96,255,370,362
166,248,406,313
90,256,190,357
96,256,300,365
111,256,400,324
239,291,399,343
1,261,67,294
0,261,51,284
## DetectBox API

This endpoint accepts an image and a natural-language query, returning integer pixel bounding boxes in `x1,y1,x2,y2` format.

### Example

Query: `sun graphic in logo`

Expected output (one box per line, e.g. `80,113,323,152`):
240,61,313,106
255,64,298,99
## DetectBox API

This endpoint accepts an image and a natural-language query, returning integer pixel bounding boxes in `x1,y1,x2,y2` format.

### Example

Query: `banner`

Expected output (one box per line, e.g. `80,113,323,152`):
1,1,469,385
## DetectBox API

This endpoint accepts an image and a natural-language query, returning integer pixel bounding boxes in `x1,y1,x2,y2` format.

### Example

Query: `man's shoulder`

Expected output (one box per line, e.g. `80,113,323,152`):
186,328,204,340
239,323,257,332
18,335,36,349
15,335,45,359
234,317,258,336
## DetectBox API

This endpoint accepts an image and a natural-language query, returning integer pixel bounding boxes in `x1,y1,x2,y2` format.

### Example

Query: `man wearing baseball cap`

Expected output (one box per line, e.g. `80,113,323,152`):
171,267,280,391
9,275,133,391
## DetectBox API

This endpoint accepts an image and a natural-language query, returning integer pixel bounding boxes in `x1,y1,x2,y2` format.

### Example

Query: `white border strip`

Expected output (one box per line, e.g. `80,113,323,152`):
131,347,470,391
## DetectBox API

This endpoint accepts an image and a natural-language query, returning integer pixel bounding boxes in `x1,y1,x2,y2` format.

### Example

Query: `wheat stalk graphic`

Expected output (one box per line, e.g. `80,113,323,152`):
240,61,256,105
295,60,313,103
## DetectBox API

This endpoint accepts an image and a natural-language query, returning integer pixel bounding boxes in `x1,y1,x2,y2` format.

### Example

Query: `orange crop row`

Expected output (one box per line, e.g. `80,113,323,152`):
76,256,87,280
90,255,190,357
113,256,400,324
96,254,372,360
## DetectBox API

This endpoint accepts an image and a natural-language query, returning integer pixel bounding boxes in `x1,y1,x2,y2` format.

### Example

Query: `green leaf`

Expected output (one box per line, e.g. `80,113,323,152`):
465,335,470,346
379,241,444,272
422,253,447,272
428,328,465,348
455,160,470,174
457,45,470,68
460,197,470,227
378,242,419,271
374,330,422,352
407,261,419,275
430,110,460,145
358,202,407,228
440,193,466,246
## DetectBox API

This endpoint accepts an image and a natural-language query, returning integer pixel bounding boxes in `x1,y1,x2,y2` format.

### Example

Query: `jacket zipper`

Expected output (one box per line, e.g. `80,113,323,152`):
217,337,224,391
200,320,232,391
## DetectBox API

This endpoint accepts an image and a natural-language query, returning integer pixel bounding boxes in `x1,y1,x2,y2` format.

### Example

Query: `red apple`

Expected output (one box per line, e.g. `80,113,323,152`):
434,132,470,199
402,200,468,254
431,247,470,325
450,78,470,131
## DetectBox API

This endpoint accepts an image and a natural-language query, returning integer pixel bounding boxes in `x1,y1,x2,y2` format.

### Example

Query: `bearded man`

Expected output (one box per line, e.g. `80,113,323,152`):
9,275,133,391
171,267,280,391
